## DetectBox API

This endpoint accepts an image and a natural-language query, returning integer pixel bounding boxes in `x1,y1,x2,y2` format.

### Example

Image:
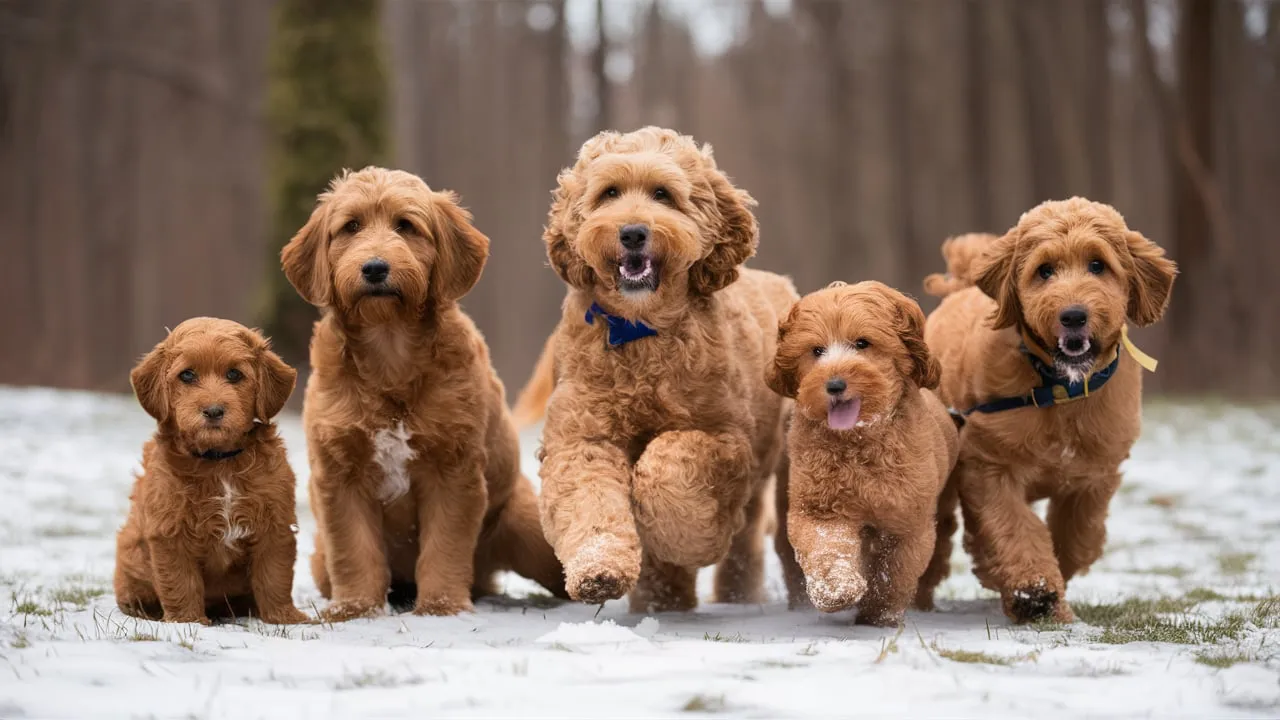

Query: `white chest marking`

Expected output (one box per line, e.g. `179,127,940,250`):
219,480,250,549
372,421,417,504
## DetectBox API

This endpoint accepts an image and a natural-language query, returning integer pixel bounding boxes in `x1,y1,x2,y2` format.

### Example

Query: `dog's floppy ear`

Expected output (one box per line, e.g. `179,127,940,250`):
429,191,490,304
281,191,334,307
973,230,1022,330
130,340,171,423
240,329,296,421
689,145,759,296
765,303,800,398
891,289,941,390
1123,230,1177,327
544,169,597,289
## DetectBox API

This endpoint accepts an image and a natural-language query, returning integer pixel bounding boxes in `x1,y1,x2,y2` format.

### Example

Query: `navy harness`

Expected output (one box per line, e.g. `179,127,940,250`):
585,302,658,347
963,344,1122,416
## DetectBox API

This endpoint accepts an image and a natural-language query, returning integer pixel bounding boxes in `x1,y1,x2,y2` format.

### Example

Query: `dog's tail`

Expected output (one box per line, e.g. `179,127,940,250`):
923,232,1000,298
511,332,556,429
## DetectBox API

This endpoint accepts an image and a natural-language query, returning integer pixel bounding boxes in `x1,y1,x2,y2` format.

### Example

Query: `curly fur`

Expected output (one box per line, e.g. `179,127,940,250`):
925,198,1177,623
766,282,959,625
281,167,565,620
520,127,797,612
922,233,1000,298
115,318,308,625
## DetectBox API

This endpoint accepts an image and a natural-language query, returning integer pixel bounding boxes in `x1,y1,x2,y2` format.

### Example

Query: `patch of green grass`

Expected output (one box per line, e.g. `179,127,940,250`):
681,694,726,713
521,592,564,610
129,631,160,642
754,659,806,669
874,626,904,664
1251,597,1280,628
1078,597,1248,645
932,645,1014,666
50,585,107,608
1218,552,1256,576
11,595,52,617
1147,494,1180,509
37,524,94,538
1184,588,1231,603
1195,649,1255,669
703,632,748,643
11,632,30,649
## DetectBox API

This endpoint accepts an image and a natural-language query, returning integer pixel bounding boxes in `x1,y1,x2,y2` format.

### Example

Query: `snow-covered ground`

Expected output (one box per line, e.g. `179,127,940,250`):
1,386,1278,719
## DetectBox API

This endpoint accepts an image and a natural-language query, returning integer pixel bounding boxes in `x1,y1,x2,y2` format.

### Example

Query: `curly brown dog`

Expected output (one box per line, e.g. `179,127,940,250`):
925,197,1177,623
281,167,565,620
115,318,308,625
517,127,797,613
765,281,959,626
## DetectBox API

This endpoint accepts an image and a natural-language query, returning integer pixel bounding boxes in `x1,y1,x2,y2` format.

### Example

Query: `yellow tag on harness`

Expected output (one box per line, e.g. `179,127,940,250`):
1121,325,1159,372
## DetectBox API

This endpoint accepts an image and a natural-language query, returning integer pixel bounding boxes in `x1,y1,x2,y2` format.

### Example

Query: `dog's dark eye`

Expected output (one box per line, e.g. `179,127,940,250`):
600,186,620,201
653,187,670,202
812,347,826,358
1088,259,1105,275
225,368,243,384
854,338,870,350
178,369,197,384
394,218,413,234
1037,263,1055,280
343,219,360,234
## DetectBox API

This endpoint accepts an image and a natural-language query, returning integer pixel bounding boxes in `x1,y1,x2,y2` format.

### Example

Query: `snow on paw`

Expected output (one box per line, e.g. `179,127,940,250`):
804,557,867,613
564,535,640,603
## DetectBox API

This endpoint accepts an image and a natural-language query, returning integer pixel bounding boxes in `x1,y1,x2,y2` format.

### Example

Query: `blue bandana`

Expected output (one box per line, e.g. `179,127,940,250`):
584,302,658,347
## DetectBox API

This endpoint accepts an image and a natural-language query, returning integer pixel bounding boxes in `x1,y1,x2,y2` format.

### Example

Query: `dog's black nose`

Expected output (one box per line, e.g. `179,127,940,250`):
1059,306,1088,329
202,405,225,420
619,224,649,251
361,258,390,284
826,378,847,396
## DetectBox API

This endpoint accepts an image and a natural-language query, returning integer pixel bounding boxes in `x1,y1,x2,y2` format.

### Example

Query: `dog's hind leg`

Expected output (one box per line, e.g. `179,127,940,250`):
630,553,697,613
770,452,809,609
713,473,769,604
914,469,960,611
477,474,568,599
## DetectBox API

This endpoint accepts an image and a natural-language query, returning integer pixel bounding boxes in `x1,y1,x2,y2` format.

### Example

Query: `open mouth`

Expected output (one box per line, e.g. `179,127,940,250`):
1054,334,1097,382
617,252,660,294
827,397,862,431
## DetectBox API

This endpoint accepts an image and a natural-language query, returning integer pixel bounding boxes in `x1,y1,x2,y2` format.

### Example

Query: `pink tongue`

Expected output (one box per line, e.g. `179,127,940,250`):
827,398,862,430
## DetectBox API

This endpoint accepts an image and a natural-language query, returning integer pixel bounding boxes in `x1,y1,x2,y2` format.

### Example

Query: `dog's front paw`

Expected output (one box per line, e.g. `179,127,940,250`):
1004,585,1062,624
413,594,474,617
322,597,384,622
804,557,867,613
259,605,311,625
564,535,641,603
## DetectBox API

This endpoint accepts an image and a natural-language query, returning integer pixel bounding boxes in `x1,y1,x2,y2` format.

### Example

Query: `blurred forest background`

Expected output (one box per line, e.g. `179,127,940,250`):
2,0,1278,399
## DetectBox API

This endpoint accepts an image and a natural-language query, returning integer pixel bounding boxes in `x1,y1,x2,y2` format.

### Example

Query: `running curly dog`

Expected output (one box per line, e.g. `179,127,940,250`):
282,167,565,620
115,318,307,625
766,281,959,626
925,197,1176,623
517,127,797,612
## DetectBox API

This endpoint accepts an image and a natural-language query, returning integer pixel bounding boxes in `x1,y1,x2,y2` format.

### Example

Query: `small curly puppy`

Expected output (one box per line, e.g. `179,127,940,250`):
115,318,307,625
520,127,798,612
925,198,1177,623
282,167,565,620
766,281,959,626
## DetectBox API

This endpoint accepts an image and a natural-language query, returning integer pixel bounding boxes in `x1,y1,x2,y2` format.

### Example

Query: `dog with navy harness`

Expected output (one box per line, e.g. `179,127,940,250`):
923,198,1176,624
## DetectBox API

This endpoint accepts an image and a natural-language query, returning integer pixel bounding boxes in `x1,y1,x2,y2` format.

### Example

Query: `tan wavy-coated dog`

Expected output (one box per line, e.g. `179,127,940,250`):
766,281,959,626
115,318,307,625
518,127,797,612
925,197,1176,623
282,167,565,620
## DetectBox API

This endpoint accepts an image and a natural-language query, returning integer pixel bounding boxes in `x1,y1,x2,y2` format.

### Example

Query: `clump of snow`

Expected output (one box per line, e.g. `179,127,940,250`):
536,619,650,647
